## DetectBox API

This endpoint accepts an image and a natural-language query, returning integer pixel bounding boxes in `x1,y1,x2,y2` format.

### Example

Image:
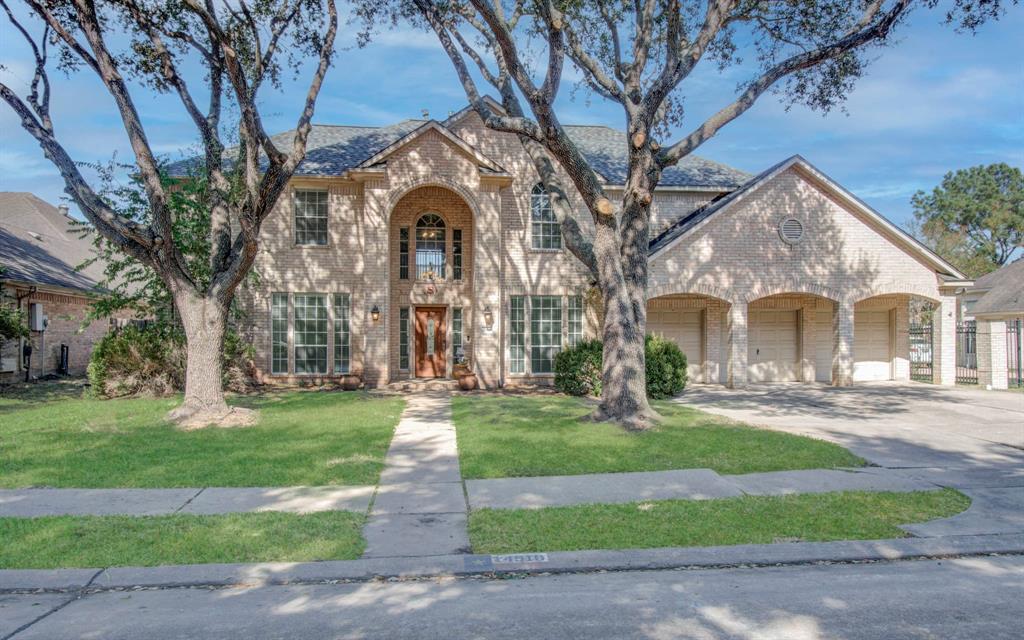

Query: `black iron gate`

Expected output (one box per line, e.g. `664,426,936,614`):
1009,319,1023,388
956,320,978,385
909,323,933,383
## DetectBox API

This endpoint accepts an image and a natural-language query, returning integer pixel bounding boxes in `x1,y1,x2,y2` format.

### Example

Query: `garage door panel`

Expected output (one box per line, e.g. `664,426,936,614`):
648,309,703,381
854,309,892,381
748,310,799,382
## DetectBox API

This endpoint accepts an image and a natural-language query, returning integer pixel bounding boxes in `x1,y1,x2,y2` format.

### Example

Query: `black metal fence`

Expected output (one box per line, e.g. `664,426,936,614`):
956,320,978,385
1009,319,1023,389
909,323,933,383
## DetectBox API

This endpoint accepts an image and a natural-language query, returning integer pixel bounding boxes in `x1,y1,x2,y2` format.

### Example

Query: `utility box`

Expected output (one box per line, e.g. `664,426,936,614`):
29,303,45,331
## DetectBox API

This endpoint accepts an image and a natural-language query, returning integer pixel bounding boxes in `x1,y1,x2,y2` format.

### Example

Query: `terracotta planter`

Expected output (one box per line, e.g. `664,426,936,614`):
453,364,471,378
457,373,478,391
341,375,362,391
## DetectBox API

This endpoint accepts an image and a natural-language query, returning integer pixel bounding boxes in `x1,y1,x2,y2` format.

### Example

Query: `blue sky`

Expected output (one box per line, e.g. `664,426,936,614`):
1,3,1021,232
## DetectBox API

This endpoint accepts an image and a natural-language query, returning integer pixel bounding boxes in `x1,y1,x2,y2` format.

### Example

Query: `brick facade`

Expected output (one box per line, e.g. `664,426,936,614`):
242,114,961,389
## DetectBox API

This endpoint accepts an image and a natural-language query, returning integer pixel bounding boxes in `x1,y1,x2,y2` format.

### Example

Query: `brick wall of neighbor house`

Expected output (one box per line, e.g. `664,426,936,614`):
0,287,118,383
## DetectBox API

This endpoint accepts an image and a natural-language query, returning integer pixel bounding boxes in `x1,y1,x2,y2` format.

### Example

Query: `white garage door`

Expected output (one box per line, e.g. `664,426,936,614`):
648,309,703,381
748,310,799,382
854,310,892,381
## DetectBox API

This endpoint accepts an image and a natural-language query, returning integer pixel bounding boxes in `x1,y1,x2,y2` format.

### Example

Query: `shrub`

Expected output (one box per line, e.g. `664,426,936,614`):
554,339,603,396
553,335,688,399
88,325,255,398
644,334,688,399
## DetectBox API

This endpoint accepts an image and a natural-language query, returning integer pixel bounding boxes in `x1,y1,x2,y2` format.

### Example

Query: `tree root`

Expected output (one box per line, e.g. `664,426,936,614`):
168,403,259,430
589,404,663,431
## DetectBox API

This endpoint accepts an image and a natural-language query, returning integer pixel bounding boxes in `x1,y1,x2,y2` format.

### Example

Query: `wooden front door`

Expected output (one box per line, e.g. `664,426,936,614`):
415,307,447,378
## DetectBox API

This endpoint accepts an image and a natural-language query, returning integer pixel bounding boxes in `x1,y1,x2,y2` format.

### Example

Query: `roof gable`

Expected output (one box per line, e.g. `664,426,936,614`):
971,259,1024,316
355,121,508,174
648,156,968,280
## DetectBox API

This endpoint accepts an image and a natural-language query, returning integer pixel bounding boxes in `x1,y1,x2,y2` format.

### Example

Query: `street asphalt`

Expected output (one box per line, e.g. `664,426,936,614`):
4,555,1022,639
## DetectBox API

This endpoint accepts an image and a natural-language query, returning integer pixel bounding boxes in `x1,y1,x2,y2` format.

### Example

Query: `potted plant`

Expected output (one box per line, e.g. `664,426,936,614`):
453,351,477,390
341,373,362,391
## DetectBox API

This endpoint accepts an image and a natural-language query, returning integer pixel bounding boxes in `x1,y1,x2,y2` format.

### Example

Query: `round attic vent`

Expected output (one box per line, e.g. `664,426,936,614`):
779,217,804,244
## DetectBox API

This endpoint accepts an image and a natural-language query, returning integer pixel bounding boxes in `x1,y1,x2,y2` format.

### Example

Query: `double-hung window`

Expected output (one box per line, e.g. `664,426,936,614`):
293,294,328,374
333,294,350,374
294,190,328,246
271,293,289,374
530,296,562,374
509,295,585,375
530,184,561,250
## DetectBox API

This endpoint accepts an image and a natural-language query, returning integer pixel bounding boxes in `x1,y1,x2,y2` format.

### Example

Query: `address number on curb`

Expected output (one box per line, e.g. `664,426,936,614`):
492,553,549,564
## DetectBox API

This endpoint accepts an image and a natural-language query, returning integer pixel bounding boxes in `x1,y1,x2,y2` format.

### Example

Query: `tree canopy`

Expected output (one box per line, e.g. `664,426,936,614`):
911,163,1023,279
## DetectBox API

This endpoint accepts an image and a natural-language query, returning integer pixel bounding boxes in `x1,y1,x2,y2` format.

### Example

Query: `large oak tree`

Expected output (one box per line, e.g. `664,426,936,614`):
1,0,338,426
400,0,1012,427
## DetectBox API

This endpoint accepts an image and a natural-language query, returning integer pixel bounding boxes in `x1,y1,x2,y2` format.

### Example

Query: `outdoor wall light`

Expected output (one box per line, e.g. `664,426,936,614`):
483,305,494,329
371,305,381,323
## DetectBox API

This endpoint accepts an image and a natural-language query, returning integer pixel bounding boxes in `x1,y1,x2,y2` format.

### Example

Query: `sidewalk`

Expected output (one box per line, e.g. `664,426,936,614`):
361,392,470,558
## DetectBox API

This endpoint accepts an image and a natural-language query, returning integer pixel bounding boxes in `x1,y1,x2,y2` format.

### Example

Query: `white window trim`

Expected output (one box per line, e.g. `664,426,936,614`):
508,294,572,378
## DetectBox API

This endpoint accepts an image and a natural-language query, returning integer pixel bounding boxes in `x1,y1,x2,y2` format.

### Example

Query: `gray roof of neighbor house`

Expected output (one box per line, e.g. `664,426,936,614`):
0,192,106,294
971,259,1024,317
166,120,751,189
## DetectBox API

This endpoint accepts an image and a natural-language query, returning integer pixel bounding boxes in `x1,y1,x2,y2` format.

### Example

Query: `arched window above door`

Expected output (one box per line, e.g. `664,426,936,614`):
416,213,446,279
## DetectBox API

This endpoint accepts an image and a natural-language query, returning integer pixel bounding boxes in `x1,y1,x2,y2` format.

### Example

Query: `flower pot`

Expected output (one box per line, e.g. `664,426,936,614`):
341,375,362,391
458,373,478,391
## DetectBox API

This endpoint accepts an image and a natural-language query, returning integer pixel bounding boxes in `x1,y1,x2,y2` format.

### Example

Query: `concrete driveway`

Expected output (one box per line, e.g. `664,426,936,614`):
677,382,1024,478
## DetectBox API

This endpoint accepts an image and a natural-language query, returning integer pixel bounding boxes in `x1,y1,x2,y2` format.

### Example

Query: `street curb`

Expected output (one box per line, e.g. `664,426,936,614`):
2,533,1022,592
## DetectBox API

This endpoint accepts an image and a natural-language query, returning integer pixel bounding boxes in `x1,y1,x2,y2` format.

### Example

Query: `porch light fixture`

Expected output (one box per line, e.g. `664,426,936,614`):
371,305,381,323
483,305,494,329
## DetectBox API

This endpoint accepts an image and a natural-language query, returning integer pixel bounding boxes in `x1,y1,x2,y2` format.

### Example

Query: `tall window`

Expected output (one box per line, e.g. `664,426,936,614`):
293,294,328,374
530,296,562,373
333,294,350,374
271,293,288,374
567,296,583,347
399,307,410,370
415,213,446,279
453,229,463,281
294,190,328,246
452,307,463,363
399,227,410,280
509,296,526,374
530,184,561,250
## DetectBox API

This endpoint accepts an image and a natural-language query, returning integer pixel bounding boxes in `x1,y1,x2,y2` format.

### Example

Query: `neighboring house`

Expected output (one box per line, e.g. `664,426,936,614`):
959,260,1024,389
0,192,119,382
174,102,970,389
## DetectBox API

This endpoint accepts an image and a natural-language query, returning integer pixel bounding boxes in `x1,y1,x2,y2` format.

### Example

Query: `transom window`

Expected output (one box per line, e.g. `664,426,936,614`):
416,213,446,279
294,190,328,246
530,184,562,250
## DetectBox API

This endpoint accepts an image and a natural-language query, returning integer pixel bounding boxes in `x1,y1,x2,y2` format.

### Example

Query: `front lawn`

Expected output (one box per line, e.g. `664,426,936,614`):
0,384,404,488
469,489,969,553
454,395,863,479
0,511,365,568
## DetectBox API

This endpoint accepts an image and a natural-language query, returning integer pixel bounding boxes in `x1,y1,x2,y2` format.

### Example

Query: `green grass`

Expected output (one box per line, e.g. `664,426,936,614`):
0,384,404,488
0,512,365,569
454,395,863,479
469,489,970,554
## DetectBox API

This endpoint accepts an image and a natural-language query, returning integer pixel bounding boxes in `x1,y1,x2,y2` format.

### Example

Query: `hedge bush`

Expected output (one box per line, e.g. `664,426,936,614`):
554,335,688,399
644,334,688,399
553,338,603,397
87,325,255,398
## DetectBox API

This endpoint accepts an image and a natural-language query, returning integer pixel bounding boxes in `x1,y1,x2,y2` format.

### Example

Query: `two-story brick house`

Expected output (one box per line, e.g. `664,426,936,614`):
213,103,969,390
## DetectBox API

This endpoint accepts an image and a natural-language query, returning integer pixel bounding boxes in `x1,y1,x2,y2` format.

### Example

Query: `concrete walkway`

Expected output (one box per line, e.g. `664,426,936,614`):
361,392,470,558
0,486,374,517
466,467,936,510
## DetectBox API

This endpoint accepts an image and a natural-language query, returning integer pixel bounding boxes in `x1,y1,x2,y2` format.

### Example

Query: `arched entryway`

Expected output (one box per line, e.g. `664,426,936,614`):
646,293,731,383
388,186,475,379
745,292,838,383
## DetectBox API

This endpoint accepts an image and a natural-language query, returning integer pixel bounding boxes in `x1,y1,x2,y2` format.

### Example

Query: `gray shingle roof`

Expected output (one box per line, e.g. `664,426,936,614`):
971,259,1024,317
0,192,106,293
563,125,751,188
167,119,750,190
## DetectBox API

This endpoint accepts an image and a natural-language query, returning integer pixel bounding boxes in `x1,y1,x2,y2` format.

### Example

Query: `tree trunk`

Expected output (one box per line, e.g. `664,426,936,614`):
591,222,657,430
167,290,252,427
